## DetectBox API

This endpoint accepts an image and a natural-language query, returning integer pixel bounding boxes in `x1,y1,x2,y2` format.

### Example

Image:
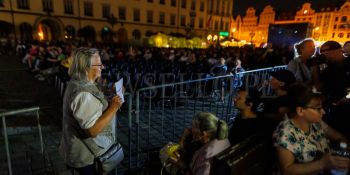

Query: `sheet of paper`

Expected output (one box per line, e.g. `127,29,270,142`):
114,78,124,103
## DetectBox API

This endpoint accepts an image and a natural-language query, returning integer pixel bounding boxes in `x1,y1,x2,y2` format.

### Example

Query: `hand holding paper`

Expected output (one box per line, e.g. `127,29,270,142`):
115,78,124,103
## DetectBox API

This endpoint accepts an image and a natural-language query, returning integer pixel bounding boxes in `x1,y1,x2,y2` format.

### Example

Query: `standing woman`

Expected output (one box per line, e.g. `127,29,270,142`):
287,39,317,84
59,48,123,174
273,83,349,175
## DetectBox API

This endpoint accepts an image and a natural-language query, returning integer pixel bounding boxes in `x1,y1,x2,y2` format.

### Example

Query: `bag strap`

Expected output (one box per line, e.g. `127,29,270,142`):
80,138,98,158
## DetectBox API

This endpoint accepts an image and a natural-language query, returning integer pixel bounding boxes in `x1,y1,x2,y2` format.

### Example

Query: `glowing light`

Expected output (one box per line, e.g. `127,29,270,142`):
38,24,44,40
314,27,320,31
231,28,236,33
303,10,308,14
213,35,218,41
207,34,212,41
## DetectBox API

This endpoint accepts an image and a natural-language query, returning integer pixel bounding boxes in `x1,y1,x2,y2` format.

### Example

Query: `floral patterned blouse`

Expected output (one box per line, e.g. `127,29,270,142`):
273,119,331,163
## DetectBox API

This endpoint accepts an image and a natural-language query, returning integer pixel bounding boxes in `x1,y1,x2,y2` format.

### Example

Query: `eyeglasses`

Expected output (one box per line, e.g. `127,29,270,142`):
91,64,104,68
305,106,324,113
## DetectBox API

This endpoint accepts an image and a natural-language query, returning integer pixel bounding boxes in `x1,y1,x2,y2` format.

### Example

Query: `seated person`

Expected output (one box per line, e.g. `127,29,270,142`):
173,112,230,175
259,70,296,127
273,83,350,175
229,88,272,145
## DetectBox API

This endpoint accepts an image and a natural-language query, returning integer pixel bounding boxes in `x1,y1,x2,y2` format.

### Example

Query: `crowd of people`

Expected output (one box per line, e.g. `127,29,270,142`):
12,39,350,175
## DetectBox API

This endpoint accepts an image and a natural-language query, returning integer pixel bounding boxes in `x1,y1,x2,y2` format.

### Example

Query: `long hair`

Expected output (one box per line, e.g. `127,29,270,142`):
68,48,99,80
192,112,228,140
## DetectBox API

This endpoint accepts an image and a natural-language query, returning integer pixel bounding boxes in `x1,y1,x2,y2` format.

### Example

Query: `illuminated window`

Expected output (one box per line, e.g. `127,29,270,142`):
64,0,73,14
17,0,29,9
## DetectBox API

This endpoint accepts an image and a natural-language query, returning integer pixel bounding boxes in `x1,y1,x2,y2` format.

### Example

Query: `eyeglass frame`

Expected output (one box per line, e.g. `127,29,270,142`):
304,106,324,113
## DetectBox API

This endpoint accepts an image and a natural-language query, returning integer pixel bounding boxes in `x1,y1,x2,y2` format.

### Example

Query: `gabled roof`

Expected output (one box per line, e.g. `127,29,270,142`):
234,0,347,18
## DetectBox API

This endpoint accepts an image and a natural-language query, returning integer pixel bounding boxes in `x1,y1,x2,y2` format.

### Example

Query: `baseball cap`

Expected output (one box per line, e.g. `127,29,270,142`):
320,41,342,53
269,70,296,86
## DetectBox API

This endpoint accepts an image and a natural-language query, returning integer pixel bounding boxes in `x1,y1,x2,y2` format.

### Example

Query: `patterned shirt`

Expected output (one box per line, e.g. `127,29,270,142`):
273,119,331,163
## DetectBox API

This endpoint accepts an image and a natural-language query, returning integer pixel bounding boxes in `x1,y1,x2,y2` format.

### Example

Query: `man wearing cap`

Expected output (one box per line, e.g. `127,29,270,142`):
319,40,350,138
259,70,296,128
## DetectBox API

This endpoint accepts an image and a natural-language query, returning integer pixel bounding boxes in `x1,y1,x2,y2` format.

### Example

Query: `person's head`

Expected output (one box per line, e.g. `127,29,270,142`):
69,48,103,82
320,40,344,63
294,38,316,58
269,70,296,91
234,88,261,114
287,83,325,123
191,112,228,143
219,57,226,65
343,41,350,55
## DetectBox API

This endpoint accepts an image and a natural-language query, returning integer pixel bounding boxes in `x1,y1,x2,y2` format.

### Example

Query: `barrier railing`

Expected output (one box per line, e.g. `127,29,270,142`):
0,106,43,175
115,65,287,169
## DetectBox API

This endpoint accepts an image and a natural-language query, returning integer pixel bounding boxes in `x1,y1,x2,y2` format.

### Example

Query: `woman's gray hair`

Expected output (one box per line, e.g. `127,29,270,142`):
68,48,99,80
193,112,228,140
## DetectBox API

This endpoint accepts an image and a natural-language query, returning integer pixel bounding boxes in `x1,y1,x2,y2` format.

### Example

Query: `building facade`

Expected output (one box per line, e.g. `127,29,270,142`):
232,0,350,46
0,0,233,44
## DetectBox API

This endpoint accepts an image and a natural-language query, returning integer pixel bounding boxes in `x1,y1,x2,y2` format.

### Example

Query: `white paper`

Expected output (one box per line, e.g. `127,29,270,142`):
115,78,124,103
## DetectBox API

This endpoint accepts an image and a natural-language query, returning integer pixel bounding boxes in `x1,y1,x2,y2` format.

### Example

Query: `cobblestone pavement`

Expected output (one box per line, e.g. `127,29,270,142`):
0,54,69,174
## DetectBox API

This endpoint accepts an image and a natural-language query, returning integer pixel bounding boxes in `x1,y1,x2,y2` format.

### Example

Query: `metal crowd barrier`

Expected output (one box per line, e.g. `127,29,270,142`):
0,107,43,175
116,65,287,170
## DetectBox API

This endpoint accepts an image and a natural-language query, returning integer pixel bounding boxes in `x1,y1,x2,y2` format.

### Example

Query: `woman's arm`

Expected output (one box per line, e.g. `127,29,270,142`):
276,146,325,175
87,95,123,137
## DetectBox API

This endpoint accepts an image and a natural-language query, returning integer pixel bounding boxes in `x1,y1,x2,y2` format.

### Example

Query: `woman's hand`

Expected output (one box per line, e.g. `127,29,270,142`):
109,95,123,110
320,153,350,171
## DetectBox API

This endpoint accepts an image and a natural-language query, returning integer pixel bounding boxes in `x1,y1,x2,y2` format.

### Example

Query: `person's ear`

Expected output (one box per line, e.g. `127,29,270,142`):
202,131,210,143
296,106,304,116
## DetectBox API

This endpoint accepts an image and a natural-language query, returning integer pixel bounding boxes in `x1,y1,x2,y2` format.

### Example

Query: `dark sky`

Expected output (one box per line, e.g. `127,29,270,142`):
234,0,346,17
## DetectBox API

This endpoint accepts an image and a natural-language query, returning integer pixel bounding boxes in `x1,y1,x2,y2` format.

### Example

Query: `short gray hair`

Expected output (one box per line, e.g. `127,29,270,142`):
68,48,99,80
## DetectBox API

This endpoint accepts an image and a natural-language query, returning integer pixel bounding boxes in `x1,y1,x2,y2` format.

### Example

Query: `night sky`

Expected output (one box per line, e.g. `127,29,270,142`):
234,0,347,17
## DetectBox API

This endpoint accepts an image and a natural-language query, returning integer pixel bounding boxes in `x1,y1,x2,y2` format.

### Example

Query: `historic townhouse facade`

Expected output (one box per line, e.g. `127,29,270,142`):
0,0,233,43
231,0,350,46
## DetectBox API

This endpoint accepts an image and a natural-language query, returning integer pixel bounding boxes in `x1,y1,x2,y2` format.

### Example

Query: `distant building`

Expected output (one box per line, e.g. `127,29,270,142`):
0,0,233,44
231,0,350,46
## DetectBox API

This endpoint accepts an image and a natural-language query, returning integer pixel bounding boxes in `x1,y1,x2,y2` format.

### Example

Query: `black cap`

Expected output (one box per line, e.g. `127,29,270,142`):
269,70,296,86
321,41,342,52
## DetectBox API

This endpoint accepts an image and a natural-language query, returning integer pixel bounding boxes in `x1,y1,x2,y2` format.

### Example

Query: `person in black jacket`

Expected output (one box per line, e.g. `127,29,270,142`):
319,40,350,139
